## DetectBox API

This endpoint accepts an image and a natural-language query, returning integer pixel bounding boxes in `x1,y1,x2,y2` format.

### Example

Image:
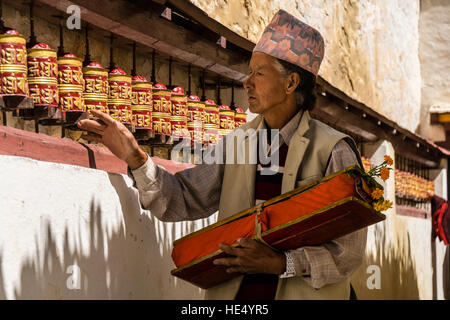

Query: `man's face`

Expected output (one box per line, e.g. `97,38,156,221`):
244,52,287,115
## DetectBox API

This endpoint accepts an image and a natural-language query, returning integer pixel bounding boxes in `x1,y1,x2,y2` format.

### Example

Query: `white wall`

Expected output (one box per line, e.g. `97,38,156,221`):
0,155,216,299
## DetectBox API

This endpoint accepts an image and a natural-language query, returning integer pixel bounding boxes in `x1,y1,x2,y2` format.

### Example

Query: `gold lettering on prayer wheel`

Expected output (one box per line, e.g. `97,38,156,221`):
131,76,152,129
82,62,108,117
234,107,247,128
187,95,205,124
0,30,29,96
108,68,132,124
203,123,219,145
219,104,235,130
152,83,172,116
204,99,220,127
187,121,203,144
58,54,85,112
171,86,188,117
27,43,58,107
171,115,189,140
152,112,172,136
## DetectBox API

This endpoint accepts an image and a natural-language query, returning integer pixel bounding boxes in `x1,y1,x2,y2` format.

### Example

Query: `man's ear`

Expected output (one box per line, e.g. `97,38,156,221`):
285,72,301,95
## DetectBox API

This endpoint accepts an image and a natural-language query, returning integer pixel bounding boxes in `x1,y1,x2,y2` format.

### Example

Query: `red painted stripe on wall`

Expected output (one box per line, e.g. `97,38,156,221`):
0,125,194,175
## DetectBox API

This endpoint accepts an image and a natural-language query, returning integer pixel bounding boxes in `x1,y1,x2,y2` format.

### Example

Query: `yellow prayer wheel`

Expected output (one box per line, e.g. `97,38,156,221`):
152,111,172,136
108,68,132,124
171,115,189,140
27,43,58,107
82,62,109,116
187,94,205,125
171,86,188,117
0,30,28,96
131,75,152,130
203,123,219,145
219,104,235,130
58,54,84,112
188,121,203,144
204,99,219,127
152,83,172,115
234,107,247,128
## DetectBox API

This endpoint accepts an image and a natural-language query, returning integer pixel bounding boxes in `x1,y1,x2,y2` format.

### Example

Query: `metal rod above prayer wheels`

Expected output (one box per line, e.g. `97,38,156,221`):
27,0,37,49
230,81,235,109
187,64,192,96
131,41,137,77
201,69,206,101
0,0,6,33
83,24,91,66
151,49,156,84
108,33,116,72
56,16,65,57
168,56,173,89
216,76,222,106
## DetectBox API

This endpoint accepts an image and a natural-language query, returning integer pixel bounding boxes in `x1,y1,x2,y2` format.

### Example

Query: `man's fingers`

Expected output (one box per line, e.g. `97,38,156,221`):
237,238,258,249
219,243,244,256
77,119,106,134
213,257,240,267
90,109,115,126
81,134,103,143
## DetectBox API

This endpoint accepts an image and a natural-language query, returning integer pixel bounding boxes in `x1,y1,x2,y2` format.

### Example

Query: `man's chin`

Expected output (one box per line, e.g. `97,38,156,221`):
248,104,261,114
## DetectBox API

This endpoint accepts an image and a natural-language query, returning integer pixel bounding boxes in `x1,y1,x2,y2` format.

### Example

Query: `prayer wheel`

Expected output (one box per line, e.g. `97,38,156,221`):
204,99,219,127
170,86,189,140
218,128,232,140
171,86,188,117
131,75,152,130
219,104,235,130
188,121,203,144
234,107,247,128
82,61,109,116
152,111,171,136
187,94,204,125
152,83,172,114
203,123,219,145
0,30,28,96
108,68,132,124
27,43,58,107
171,115,189,141
57,53,84,112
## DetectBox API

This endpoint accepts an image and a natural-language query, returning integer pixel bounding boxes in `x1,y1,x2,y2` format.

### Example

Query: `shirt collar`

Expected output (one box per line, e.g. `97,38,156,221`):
258,110,304,146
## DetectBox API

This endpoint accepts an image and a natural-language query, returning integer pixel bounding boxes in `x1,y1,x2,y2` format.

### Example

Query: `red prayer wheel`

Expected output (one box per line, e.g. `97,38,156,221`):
171,115,189,140
131,75,152,130
58,53,84,112
203,123,219,145
0,30,28,96
108,68,132,124
188,121,203,144
187,94,205,125
171,86,188,117
219,104,235,130
82,61,108,116
152,83,172,114
152,111,171,136
204,99,219,127
27,43,58,107
234,107,247,128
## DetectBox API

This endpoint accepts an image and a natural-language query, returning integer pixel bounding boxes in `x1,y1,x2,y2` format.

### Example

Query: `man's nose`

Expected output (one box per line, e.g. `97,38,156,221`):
244,74,253,90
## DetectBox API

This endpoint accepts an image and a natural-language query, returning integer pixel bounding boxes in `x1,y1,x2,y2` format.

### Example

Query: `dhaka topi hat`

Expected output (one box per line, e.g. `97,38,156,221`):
254,10,325,76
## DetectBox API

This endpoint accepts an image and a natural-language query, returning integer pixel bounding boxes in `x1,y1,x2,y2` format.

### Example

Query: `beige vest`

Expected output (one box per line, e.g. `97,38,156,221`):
205,111,358,300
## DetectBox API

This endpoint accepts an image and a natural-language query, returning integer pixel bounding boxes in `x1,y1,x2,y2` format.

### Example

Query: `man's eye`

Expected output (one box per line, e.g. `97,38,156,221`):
257,72,263,76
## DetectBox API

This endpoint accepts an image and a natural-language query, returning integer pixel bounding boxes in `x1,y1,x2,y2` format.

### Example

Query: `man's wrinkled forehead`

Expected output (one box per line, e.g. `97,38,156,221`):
248,52,279,72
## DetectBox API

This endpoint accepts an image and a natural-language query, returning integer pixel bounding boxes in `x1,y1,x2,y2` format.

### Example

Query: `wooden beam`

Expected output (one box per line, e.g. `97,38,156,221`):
36,0,249,82
168,0,256,52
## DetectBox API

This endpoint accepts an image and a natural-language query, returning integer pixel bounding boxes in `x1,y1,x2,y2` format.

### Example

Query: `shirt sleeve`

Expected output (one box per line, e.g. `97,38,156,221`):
286,139,368,289
130,148,224,222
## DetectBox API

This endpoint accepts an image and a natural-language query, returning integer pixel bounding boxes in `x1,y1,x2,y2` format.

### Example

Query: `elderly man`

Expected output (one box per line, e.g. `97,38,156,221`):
78,10,366,300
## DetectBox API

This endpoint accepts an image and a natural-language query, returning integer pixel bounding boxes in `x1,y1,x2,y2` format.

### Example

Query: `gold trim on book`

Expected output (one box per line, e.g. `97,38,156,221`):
172,165,365,245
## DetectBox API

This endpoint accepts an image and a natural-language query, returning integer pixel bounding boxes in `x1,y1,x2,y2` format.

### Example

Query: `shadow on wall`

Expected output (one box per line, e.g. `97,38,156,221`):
0,173,205,299
350,223,420,300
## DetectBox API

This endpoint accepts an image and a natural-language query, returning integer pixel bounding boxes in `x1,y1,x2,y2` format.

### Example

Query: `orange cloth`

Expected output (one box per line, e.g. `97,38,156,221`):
172,173,357,267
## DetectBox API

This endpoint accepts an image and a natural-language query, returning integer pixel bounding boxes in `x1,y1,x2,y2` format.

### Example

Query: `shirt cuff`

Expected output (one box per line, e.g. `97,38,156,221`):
279,251,296,278
129,154,158,189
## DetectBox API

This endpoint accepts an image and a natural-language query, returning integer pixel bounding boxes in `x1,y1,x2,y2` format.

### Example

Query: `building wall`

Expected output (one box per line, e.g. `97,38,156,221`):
0,154,212,299
417,0,450,142
190,0,422,133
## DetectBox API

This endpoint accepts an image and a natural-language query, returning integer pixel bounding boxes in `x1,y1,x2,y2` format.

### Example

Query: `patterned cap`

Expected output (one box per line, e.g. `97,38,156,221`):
254,10,325,76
